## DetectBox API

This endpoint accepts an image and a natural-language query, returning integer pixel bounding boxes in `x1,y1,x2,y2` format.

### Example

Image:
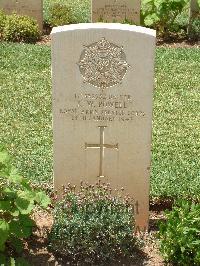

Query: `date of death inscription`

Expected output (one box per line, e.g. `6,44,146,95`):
59,93,146,123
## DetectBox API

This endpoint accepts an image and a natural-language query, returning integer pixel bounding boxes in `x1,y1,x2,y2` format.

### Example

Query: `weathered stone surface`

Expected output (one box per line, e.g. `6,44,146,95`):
51,23,156,231
0,0,43,31
92,0,140,24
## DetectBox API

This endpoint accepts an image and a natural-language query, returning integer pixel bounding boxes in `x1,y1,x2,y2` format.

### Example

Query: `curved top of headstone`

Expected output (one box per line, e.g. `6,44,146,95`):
51,23,156,37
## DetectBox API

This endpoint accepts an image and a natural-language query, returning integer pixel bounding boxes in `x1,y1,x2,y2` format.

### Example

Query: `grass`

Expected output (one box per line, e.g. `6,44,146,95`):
152,48,200,200
0,42,199,200
0,43,52,185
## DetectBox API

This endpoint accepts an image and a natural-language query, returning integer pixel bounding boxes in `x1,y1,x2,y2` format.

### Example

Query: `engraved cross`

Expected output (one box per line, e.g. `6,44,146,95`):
85,126,119,178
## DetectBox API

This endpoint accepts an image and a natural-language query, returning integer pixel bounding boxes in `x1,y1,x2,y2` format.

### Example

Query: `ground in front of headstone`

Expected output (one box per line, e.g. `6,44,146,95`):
22,210,165,266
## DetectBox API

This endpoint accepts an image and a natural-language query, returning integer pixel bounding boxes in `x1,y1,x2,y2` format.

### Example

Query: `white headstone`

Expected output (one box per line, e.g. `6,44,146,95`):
51,23,156,231
92,0,140,24
0,0,43,32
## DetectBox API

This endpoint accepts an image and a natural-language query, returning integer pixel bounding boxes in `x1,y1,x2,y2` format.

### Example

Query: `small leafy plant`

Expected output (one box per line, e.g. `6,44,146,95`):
48,3,73,27
141,0,188,37
0,9,6,38
188,15,200,40
158,200,200,265
0,146,50,264
43,0,90,25
3,13,40,43
49,181,142,264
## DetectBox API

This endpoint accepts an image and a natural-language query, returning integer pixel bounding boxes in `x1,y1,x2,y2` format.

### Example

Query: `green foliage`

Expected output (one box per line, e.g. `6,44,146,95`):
0,256,29,266
174,11,189,32
158,201,200,265
0,9,6,37
142,0,189,37
188,16,200,40
49,181,142,264
0,146,50,263
48,3,72,27
43,0,90,25
3,13,40,43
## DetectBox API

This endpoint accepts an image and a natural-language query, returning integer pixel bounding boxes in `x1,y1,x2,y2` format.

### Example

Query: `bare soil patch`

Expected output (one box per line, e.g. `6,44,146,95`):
157,37,200,48
37,35,51,46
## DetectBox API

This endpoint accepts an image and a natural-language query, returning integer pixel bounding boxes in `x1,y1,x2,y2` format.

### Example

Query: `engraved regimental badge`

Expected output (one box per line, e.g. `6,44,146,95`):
78,38,129,90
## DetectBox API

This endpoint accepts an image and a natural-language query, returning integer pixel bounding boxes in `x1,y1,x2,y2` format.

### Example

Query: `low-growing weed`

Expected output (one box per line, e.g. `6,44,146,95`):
158,200,200,265
48,181,142,264
0,146,50,264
